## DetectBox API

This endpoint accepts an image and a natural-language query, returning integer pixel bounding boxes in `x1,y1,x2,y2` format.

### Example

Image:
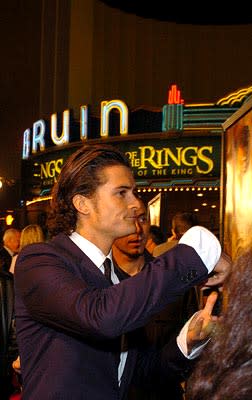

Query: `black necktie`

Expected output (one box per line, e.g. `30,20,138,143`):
103,258,113,284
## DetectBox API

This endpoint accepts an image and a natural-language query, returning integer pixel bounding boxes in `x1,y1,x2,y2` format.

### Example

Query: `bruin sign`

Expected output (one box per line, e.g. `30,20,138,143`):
22,100,129,160
22,91,186,160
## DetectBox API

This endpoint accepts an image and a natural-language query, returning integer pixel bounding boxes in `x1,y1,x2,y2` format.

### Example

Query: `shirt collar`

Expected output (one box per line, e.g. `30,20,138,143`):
69,231,112,271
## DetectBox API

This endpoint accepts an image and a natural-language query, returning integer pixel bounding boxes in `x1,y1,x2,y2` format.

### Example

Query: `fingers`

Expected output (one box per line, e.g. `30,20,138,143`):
189,317,204,336
205,252,232,287
189,291,218,331
205,270,227,287
203,291,218,315
187,292,219,352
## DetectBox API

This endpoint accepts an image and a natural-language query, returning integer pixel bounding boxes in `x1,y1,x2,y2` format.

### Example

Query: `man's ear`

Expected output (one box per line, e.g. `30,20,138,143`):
72,194,89,215
171,228,177,239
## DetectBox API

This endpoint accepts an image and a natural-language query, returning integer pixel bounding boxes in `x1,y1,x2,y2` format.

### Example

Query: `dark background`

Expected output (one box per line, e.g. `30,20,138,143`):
0,0,252,209
100,1,252,25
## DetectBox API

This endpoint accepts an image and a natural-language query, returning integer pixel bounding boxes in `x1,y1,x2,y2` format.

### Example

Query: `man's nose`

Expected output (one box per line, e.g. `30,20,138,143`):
135,219,143,233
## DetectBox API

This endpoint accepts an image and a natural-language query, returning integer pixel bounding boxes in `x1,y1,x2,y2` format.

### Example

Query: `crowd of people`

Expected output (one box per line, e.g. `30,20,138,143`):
1,143,250,400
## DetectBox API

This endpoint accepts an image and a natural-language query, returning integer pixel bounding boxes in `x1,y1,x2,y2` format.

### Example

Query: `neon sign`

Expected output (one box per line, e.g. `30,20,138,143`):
22,86,184,160
22,84,250,160
22,99,129,160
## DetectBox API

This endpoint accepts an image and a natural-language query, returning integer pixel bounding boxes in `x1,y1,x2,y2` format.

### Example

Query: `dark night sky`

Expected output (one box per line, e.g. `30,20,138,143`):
0,2,41,210
0,3,41,179
99,1,252,25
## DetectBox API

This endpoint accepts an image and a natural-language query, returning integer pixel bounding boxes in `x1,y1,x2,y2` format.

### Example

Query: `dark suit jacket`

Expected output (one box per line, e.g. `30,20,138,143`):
14,233,208,400
0,247,12,272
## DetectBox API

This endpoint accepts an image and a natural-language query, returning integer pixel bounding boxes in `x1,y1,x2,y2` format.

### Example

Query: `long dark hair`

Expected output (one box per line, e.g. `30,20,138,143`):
186,248,252,400
47,144,131,237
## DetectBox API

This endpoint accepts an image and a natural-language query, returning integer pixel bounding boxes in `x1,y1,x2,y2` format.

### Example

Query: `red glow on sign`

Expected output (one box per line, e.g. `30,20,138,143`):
168,85,184,105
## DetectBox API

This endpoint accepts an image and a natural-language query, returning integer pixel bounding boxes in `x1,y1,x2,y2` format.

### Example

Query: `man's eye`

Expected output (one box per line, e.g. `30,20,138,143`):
138,216,147,223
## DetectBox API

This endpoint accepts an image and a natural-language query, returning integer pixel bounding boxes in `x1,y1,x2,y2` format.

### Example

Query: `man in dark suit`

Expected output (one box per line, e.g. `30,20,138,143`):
14,144,230,400
0,228,20,272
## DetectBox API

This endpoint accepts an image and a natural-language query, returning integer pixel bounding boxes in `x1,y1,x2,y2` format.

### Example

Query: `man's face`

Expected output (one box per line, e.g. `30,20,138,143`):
81,165,141,245
6,232,21,253
112,202,150,257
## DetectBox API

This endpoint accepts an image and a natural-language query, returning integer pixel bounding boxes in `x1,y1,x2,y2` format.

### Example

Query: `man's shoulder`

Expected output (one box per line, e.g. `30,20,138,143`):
19,233,84,262
153,240,178,257
19,233,70,254
144,248,154,263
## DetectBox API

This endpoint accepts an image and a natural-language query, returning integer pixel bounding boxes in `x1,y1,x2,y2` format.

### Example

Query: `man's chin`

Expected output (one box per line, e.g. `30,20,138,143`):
130,252,143,259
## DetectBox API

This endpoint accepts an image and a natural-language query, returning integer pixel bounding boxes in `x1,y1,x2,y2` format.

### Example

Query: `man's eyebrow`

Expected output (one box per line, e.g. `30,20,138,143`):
112,184,136,192
116,183,137,189
115,184,133,189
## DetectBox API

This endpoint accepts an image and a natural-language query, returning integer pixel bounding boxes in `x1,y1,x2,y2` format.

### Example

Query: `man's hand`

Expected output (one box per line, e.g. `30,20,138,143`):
187,291,218,354
12,355,21,374
204,251,231,287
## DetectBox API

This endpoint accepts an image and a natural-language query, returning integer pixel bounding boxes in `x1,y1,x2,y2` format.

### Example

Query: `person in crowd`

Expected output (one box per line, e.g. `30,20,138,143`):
0,270,19,399
0,228,20,272
112,200,153,277
153,211,199,257
185,248,252,400
9,223,46,393
14,144,230,400
9,224,45,274
145,224,165,255
112,199,199,399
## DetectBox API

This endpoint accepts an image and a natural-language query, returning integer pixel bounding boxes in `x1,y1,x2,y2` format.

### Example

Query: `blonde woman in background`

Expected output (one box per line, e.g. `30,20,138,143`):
10,224,45,395
9,224,45,274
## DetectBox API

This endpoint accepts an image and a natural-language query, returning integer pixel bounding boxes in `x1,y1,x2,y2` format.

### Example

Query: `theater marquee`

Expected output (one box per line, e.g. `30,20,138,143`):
22,135,220,199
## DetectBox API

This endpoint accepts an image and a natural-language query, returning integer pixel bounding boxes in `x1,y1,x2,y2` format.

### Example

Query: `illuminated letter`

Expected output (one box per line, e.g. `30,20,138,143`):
138,146,160,169
48,161,56,178
22,128,31,160
32,120,46,154
163,147,183,166
51,109,70,146
181,147,198,166
80,105,88,140
40,163,48,179
55,158,64,175
100,99,128,137
197,146,213,174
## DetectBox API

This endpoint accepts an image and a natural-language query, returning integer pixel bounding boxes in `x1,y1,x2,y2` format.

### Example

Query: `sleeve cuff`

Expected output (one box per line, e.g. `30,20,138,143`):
176,312,211,359
178,226,221,273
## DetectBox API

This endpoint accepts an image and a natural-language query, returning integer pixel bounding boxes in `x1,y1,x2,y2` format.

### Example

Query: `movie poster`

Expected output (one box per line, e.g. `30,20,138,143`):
223,102,252,260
